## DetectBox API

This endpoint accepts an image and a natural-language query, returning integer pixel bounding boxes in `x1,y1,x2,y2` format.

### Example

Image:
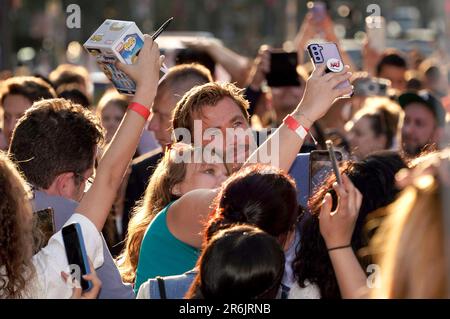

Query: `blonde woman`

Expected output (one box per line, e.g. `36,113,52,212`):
370,150,450,298
345,97,402,160
118,143,228,286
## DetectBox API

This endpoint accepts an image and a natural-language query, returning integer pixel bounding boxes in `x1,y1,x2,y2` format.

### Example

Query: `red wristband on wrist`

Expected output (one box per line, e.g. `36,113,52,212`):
128,102,151,120
283,114,309,139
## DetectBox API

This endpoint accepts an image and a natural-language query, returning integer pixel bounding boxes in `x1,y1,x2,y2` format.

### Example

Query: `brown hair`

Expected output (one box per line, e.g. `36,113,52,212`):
0,76,56,106
371,175,448,298
49,64,90,91
9,98,104,189
56,83,91,109
0,151,35,298
97,89,129,114
172,82,250,135
348,97,403,149
161,63,213,98
117,143,197,283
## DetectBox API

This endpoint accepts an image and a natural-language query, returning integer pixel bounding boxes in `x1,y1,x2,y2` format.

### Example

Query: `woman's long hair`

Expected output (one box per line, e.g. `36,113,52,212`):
0,152,35,298
117,144,193,283
205,164,300,246
371,157,449,298
186,225,285,299
293,151,407,299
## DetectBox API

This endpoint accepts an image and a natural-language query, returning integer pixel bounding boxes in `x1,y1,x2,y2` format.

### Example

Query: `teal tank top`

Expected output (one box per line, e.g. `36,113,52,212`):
134,202,200,293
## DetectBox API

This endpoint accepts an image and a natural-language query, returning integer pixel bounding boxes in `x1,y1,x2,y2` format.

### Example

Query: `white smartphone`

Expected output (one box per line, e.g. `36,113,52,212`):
365,16,386,54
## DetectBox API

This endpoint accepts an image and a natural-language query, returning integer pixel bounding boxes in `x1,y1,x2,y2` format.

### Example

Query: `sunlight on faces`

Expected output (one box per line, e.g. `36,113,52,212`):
401,103,438,156
148,87,177,146
100,102,126,143
3,94,32,142
346,116,387,159
191,97,254,165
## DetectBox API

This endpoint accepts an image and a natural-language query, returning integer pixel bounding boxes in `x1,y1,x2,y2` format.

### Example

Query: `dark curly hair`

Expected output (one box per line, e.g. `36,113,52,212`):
0,152,35,298
293,151,407,299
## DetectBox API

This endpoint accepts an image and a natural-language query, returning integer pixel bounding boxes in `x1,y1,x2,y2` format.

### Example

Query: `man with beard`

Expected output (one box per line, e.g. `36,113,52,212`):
399,90,446,157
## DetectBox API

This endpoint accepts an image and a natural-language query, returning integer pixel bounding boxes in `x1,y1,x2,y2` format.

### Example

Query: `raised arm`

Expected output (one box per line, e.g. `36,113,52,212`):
182,38,251,87
245,64,353,172
319,174,368,299
168,188,218,248
76,35,163,231
169,64,352,246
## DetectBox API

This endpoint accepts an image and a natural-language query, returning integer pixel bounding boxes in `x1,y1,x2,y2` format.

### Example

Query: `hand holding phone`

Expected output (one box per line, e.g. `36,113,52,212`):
307,42,352,96
62,223,93,291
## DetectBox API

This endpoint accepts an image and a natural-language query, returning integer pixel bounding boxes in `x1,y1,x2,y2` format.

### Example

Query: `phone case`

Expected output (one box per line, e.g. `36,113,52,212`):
267,51,300,87
307,42,352,92
62,223,92,291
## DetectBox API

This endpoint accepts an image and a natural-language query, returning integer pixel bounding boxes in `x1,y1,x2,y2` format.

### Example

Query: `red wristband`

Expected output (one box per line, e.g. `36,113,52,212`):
128,102,151,120
283,114,309,139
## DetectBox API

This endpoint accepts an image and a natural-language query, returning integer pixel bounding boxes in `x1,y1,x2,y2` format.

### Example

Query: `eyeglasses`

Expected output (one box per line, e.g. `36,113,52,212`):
73,172,95,193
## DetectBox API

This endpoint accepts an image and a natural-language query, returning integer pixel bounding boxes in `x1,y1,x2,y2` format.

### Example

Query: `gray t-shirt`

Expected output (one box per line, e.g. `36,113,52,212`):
33,191,135,299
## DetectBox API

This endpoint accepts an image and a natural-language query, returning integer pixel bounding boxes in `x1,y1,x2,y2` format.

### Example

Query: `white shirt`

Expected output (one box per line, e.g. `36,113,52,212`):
288,280,321,299
1,214,104,298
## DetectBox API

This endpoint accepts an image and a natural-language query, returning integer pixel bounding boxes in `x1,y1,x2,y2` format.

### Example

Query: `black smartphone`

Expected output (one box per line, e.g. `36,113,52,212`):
309,149,343,195
326,140,342,185
62,223,93,291
32,208,56,252
266,50,300,87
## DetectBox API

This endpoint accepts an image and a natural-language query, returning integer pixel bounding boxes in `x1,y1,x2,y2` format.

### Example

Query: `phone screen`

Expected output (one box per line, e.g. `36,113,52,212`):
62,223,92,291
309,150,343,195
33,208,56,253
266,51,300,87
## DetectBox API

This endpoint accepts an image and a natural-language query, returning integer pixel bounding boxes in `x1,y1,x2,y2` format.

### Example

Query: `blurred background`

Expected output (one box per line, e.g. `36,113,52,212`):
1,0,450,74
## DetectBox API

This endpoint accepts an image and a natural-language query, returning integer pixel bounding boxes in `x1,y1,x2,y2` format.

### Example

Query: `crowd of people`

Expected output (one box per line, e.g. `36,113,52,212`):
1,9,450,299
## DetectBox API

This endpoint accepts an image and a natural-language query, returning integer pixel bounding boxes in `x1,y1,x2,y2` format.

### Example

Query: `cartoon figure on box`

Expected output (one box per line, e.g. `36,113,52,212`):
97,58,136,94
117,34,143,64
